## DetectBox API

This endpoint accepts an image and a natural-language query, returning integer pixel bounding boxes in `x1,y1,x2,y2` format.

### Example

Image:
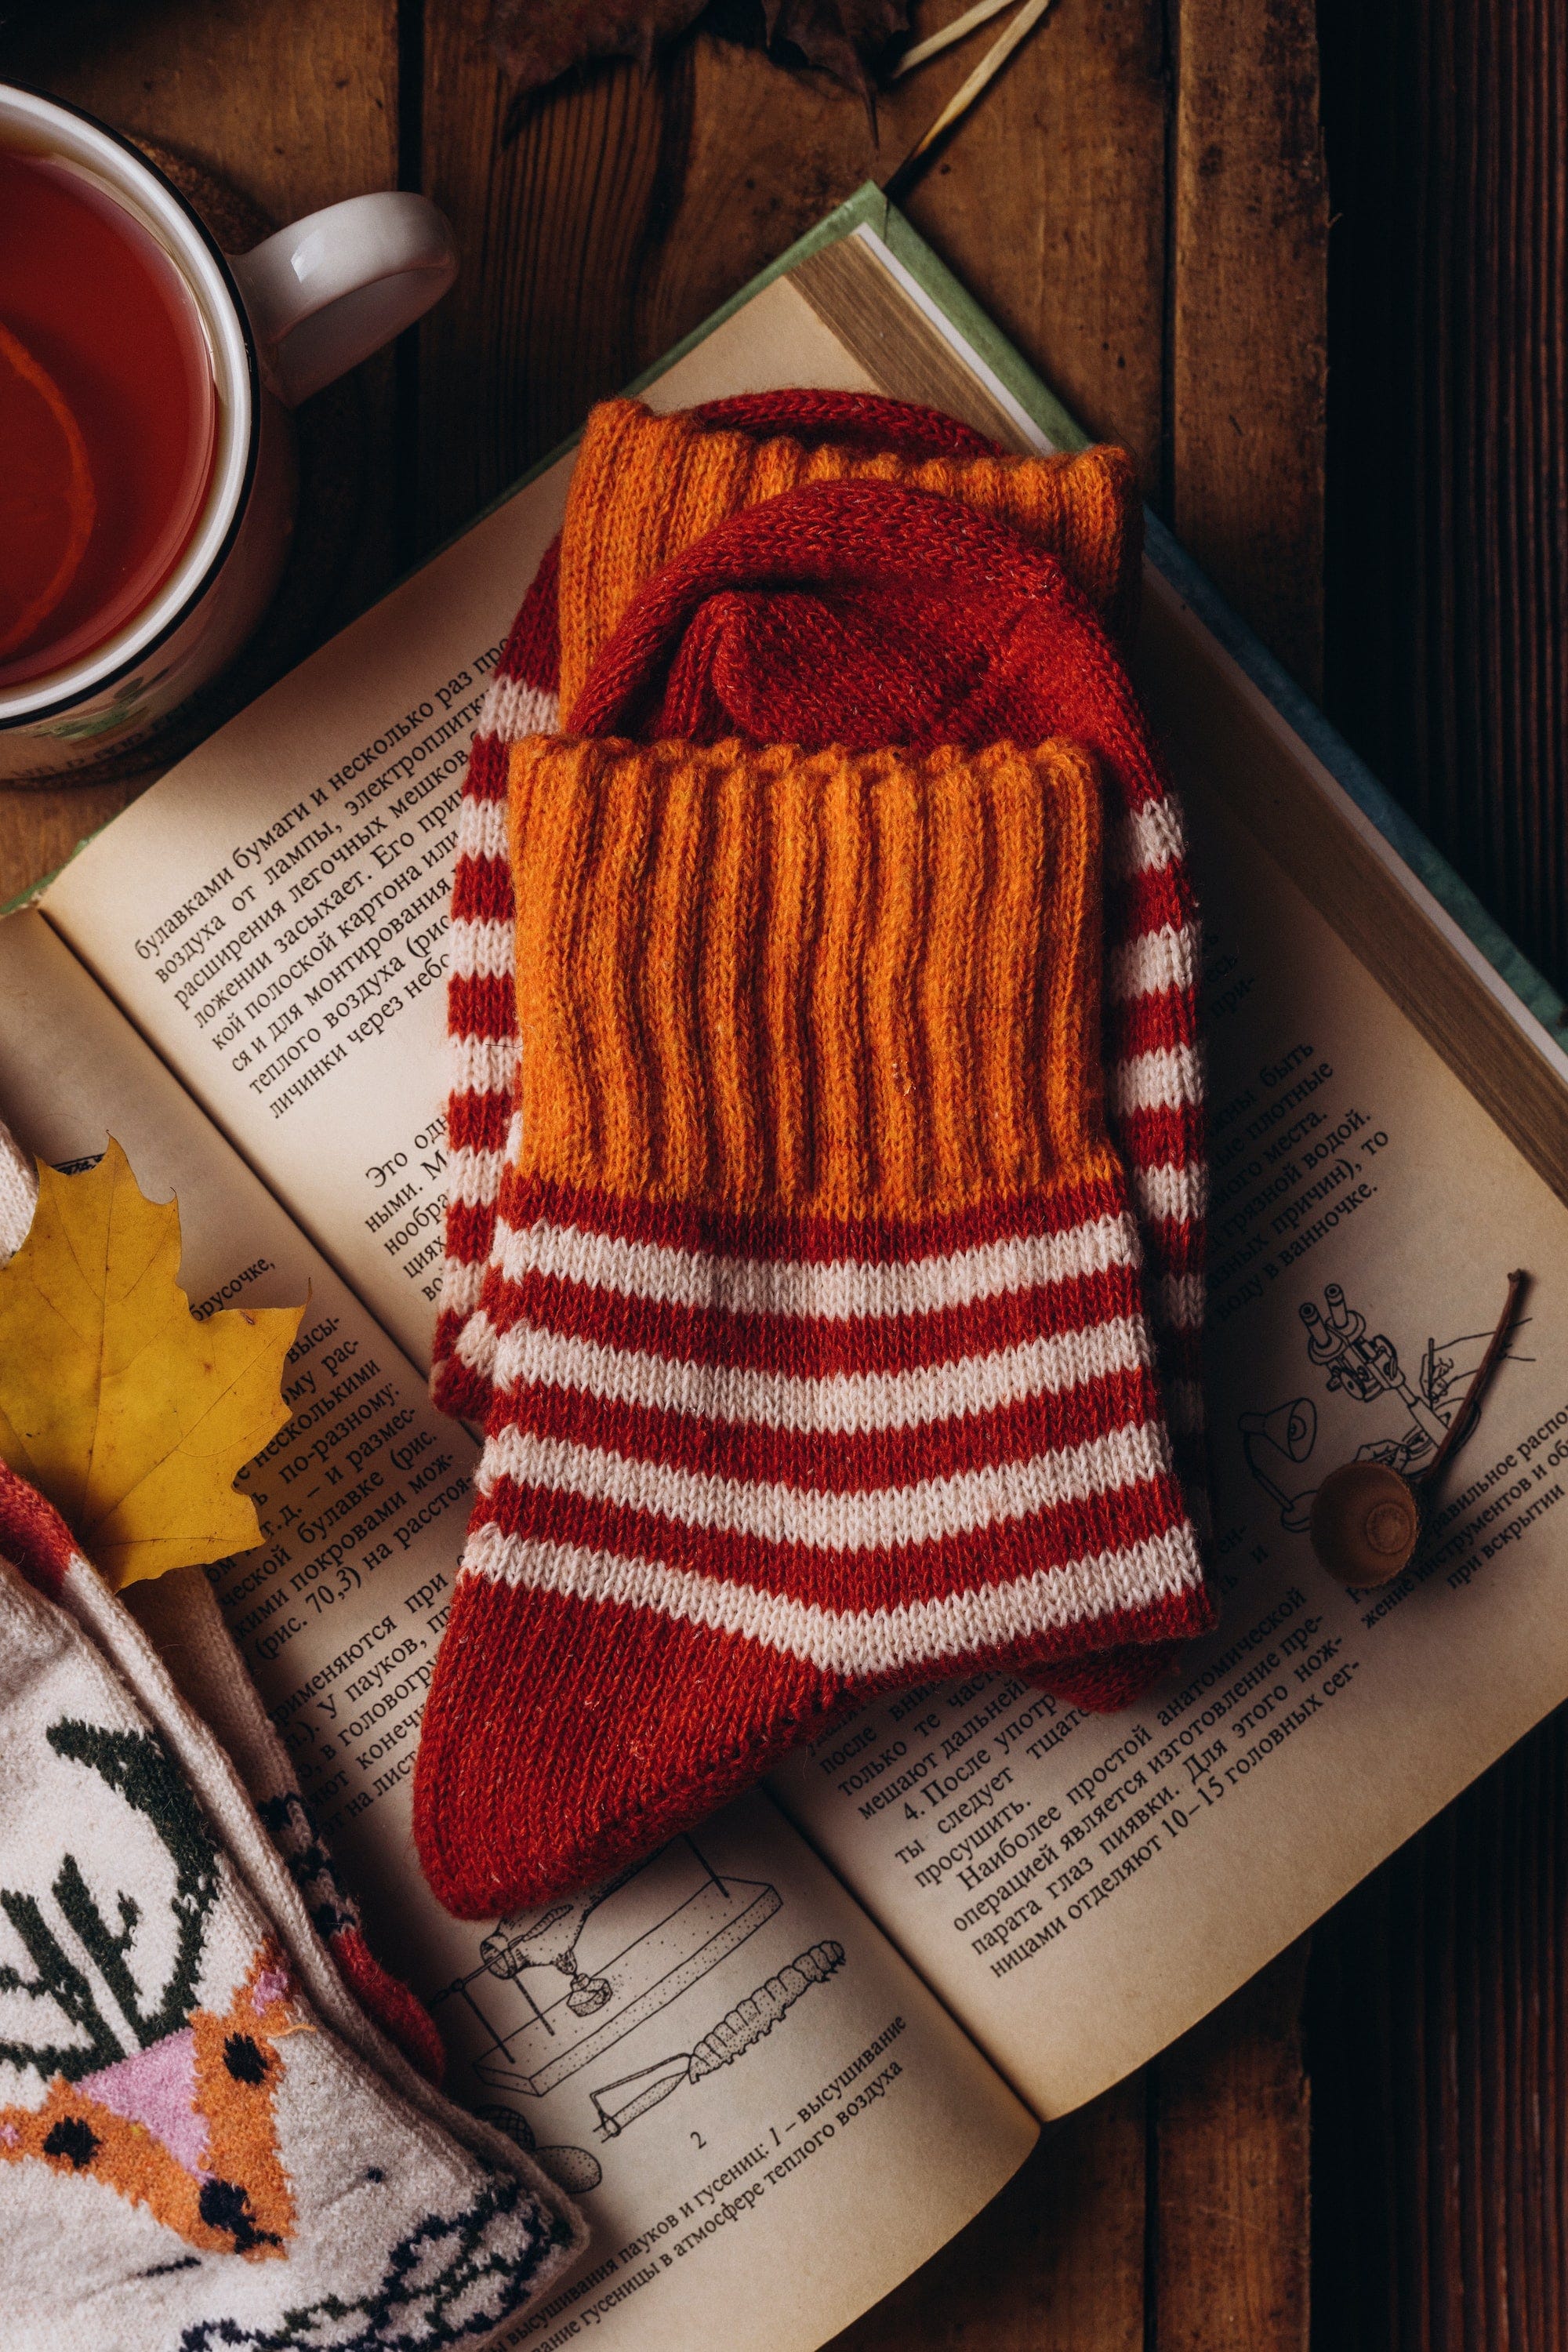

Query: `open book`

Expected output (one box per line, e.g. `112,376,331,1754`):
5,186,1568,2352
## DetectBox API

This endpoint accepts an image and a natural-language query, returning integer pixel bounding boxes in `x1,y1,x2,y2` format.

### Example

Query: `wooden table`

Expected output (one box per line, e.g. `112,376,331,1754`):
3,5,1563,2345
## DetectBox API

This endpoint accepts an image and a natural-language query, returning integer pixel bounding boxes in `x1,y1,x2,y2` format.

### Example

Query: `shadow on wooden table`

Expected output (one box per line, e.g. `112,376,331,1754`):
829,1946,1308,2350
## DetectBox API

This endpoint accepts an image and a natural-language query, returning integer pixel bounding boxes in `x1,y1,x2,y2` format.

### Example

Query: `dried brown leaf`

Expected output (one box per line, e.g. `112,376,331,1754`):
488,0,710,99
762,0,909,93
487,0,909,106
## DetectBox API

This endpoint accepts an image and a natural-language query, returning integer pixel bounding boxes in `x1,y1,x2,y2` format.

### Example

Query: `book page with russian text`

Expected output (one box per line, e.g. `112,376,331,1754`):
0,909,1036,2352
771,771,1568,2118
34,279,878,1376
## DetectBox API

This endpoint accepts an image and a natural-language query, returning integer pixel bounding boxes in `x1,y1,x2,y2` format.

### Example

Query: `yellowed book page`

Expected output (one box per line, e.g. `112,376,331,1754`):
29,223,1568,2147
771,775,1568,2118
34,280,877,1374
0,909,1036,2352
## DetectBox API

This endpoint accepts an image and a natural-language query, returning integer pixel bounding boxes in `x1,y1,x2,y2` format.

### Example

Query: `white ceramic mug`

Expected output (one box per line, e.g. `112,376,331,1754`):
0,85,458,784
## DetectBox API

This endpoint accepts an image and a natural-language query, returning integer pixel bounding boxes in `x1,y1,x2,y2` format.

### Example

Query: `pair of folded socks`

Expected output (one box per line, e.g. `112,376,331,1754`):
419,390,1213,1918
0,1465,585,2350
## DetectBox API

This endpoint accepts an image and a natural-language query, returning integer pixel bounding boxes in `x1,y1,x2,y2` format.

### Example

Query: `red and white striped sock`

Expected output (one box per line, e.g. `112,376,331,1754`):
432,395,1207,1722
415,465,1211,1910
435,542,561,1421
416,731,1210,1915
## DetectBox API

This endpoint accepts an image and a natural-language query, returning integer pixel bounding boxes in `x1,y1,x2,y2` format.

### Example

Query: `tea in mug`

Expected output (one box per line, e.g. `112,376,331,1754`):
0,143,217,689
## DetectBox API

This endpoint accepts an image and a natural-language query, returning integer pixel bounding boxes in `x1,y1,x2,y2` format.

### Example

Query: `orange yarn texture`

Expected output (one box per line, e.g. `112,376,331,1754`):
557,398,1142,712
509,735,1112,1216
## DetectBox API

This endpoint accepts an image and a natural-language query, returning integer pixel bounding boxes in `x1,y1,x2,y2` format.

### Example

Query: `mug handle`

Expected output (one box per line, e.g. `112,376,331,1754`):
228,192,458,408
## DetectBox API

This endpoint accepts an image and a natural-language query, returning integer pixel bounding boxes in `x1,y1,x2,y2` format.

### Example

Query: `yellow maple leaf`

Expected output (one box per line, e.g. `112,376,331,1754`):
0,1138,303,1588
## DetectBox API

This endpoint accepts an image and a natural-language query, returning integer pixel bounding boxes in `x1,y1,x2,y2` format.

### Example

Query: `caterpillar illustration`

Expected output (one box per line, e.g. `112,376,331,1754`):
590,1940,848,2137
688,1942,847,2081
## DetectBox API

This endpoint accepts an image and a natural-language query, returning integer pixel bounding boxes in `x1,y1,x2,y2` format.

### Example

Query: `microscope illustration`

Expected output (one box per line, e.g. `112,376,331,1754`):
1240,1280,1520,1534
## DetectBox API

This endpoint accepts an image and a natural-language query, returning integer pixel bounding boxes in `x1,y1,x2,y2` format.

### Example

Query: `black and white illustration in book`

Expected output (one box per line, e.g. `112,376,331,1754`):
431,1835,848,2188
1240,1280,1534,1534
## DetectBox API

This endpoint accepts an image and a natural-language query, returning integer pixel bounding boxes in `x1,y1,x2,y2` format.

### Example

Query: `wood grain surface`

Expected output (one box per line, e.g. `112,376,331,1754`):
1170,0,1327,692
1312,2,1568,2345
15,3,1556,2347
1320,0,1568,1003
1310,1717,1568,2352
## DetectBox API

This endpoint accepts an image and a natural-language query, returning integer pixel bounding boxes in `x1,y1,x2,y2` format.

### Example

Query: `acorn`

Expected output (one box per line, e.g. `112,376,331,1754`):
1308,1458,1421,1588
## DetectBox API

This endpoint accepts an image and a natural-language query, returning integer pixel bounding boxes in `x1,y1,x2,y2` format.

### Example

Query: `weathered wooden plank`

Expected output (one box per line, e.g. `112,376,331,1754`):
627,32,880,368
1152,1944,1311,2352
637,2,1171,492
1310,0,1568,2340
898,0,1170,494
418,0,672,550
1310,1711,1568,2352
1170,0,1328,689
826,2075,1148,2351
1319,0,1568,1000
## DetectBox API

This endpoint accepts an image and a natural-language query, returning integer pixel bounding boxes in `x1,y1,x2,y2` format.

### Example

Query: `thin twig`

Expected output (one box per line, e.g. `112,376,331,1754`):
888,0,1018,81
884,0,1055,194
1421,1268,1530,1490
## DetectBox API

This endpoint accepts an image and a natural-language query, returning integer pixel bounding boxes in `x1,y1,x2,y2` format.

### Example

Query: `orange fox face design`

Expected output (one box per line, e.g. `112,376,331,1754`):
0,1718,299,2259
0,1944,301,2257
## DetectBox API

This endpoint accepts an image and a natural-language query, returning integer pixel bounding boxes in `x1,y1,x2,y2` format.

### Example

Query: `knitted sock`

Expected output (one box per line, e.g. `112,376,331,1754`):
0,1463,584,2348
0,1118,445,2082
414,724,1210,1916
127,1569,448,2084
432,394,1201,1719
433,392,1149,1426
437,539,562,1420
435,400,1204,1725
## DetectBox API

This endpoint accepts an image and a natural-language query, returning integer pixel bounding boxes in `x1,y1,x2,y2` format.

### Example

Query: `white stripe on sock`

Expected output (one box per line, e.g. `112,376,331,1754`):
461,1517,1204,1671
1106,923,1196,1002
450,1035,521,1093
477,1418,1174,1546
492,1312,1152,1432
456,797,511,860
449,918,516,981
1112,801,1187,881
483,679,560,740
1107,1044,1203,1117
495,1210,1142,1322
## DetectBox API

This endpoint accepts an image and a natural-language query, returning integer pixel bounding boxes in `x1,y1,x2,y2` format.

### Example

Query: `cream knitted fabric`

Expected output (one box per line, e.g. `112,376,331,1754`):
0,1470,586,2350
0,1112,33,1259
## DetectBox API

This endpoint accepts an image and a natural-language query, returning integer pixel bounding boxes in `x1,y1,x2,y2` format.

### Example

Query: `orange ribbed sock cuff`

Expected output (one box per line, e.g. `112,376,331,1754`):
557,397,1142,712
511,735,1109,1214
